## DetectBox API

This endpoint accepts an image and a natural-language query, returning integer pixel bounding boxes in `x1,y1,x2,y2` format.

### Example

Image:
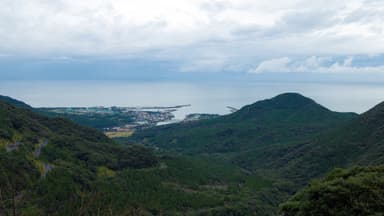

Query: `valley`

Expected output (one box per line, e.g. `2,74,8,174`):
3,1,383,215
0,93,384,215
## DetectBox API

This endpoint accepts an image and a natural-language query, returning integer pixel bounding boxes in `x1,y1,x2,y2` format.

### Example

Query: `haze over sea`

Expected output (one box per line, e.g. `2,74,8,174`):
1,80,383,120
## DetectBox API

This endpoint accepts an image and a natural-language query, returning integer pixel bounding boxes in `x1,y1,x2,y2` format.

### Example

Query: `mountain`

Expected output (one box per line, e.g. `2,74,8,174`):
228,93,349,124
3,93,384,215
130,93,357,155
0,97,278,215
0,95,32,109
128,93,384,214
280,165,384,215
0,98,162,215
277,100,384,184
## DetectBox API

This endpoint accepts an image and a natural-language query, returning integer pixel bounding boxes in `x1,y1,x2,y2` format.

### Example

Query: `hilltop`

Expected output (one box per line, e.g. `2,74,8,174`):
130,93,357,154
0,95,32,109
277,98,384,183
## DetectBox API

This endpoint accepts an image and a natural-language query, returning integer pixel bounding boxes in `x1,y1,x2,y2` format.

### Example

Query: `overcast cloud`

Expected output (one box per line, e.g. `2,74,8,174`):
1,0,384,75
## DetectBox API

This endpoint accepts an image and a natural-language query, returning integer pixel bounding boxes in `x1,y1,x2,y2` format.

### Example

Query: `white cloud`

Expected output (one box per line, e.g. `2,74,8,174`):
248,57,292,73
0,0,384,73
249,56,384,74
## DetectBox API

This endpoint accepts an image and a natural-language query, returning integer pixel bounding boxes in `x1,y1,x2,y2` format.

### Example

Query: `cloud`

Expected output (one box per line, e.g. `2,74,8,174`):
0,0,384,74
249,57,292,73
249,56,384,74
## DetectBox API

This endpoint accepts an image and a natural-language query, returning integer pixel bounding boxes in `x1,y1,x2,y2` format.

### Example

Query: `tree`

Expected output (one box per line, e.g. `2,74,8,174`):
280,166,384,216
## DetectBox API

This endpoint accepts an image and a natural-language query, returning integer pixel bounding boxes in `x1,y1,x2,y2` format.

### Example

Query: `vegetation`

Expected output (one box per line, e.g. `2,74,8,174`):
271,100,384,185
36,109,135,130
2,93,384,215
280,166,384,215
0,98,273,215
0,95,32,109
128,93,358,183
129,93,356,154
127,93,384,214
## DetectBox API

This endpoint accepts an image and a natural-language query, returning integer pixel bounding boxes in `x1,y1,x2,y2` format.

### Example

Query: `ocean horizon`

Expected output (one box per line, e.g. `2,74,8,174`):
1,80,383,120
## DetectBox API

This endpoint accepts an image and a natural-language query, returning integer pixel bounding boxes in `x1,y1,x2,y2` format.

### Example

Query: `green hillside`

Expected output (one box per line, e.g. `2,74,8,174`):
37,108,135,130
0,99,161,215
0,99,276,215
277,100,384,184
0,95,32,109
130,93,356,154
280,166,384,215
126,93,384,214
2,93,384,215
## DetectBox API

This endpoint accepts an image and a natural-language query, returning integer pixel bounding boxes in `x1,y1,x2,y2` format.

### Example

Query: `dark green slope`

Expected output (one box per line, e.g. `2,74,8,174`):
130,93,357,155
0,98,277,215
231,96,384,215
228,93,350,124
0,95,136,130
280,166,384,215
278,100,384,184
4,93,383,215
124,93,361,215
0,99,125,169
0,99,161,215
0,95,32,109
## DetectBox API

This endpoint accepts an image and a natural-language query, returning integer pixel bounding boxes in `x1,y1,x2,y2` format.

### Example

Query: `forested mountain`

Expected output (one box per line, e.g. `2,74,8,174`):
130,93,357,154
130,93,384,183
280,166,384,215
128,93,384,214
129,92,357,177
0,95,32,109
0,99,162,215
277,99,384,184
2,93,384,215
0,98,276,215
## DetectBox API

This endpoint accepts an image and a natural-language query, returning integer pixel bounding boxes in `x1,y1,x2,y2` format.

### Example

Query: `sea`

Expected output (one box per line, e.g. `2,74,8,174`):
1,80,384,120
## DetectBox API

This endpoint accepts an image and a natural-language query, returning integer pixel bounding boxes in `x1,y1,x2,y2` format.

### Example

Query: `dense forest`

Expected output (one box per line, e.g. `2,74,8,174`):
0,98,272,215
1,93,384,215
280,166,384,215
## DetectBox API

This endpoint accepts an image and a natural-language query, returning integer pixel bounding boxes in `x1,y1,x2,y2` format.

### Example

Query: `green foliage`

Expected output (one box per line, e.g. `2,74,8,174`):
0,95,32,109
0,100,160,215
0,99,274,215
275,100,384,185
117,144,158,169
129,93,356,155
0,150,40,215
37,109,135,129
127,93,384,214
280,166,384,216
2,93,384,215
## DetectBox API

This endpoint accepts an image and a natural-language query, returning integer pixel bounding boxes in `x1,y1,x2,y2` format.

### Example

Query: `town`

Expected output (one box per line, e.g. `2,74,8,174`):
38,105,191,137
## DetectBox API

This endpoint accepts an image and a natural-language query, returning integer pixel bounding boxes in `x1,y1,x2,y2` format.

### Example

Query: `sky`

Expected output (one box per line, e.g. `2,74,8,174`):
0,0,384,81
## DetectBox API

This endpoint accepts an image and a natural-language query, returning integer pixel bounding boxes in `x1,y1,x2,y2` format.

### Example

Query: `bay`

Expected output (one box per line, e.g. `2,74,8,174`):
0,80,383,120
